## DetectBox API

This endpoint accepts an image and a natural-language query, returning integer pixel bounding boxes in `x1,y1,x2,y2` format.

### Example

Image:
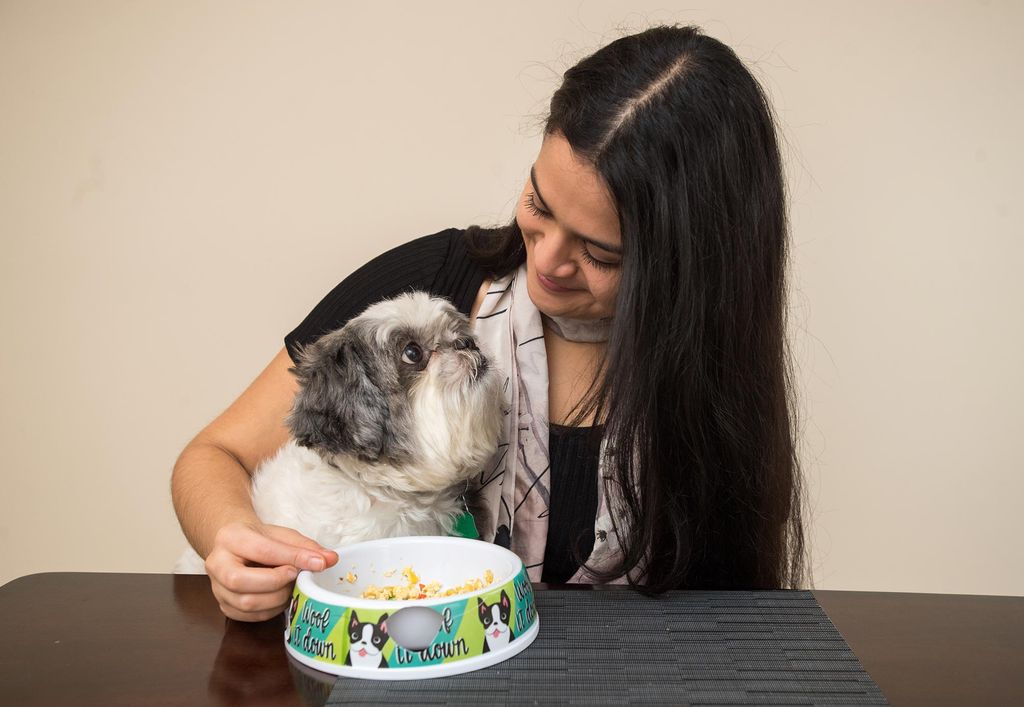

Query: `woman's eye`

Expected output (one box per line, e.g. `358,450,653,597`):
401,342,424,365
524,192,550,219
579,242,620,271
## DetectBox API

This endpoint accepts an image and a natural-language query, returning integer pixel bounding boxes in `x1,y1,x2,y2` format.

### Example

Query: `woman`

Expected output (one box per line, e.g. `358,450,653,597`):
172,24,806,622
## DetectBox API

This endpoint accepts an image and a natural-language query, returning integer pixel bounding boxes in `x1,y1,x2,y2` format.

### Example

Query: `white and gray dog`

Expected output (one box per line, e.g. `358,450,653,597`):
175,291,502,573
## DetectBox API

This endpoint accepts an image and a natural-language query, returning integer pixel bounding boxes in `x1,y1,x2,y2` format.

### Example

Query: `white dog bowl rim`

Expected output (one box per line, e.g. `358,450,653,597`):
295,535,523,609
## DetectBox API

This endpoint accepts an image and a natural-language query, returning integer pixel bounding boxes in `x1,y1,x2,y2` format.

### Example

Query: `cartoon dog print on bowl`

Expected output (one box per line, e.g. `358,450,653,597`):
344,611,391,669
477,590,515,653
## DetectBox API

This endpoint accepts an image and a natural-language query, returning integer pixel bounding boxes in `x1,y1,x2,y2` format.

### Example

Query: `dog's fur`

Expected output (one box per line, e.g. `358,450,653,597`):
175,292,502,573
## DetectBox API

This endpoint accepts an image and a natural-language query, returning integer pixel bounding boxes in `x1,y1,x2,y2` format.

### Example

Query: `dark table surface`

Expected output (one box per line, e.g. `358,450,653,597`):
0,572,1021,706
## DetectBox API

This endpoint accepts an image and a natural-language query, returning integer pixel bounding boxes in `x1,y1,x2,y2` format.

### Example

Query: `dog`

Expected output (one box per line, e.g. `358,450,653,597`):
175,291,502,573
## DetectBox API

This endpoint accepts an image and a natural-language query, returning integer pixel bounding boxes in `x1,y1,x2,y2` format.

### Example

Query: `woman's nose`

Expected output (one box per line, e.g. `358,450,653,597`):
533,228,577,278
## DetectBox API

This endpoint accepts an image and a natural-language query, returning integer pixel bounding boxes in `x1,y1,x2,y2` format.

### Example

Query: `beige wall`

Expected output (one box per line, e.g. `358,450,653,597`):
1,1,1021,594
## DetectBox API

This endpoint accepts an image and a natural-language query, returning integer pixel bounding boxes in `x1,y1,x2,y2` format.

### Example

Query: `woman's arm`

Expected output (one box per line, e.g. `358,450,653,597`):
171,347,338,621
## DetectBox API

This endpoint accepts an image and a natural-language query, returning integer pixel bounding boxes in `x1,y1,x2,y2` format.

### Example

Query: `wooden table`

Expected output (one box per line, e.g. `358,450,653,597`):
0,573,1021,706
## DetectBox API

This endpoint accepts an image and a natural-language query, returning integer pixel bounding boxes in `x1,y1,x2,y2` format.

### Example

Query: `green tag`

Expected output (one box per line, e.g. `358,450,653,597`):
450,511,480,539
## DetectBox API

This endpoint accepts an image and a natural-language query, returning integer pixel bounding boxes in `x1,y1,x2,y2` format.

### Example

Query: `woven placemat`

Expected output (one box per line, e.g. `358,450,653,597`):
326,589,889,706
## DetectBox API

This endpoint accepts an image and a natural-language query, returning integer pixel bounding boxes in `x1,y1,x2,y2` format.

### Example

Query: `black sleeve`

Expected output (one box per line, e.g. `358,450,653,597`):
284,227,486,363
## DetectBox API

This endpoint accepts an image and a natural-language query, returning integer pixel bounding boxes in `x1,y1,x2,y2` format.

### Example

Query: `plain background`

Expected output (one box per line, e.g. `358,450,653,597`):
1,1,1021,594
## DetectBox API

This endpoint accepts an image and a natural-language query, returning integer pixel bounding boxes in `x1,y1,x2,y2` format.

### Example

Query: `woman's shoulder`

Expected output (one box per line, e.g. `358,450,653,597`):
368,226,466,271
364,226,487,296
285,227,486,359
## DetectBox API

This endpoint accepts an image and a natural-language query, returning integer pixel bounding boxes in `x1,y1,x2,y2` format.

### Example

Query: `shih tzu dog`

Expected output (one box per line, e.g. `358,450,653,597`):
175,291,502,573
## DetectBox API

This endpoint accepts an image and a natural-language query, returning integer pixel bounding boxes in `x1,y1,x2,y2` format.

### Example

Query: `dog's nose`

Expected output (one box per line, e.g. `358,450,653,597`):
454,336,478,351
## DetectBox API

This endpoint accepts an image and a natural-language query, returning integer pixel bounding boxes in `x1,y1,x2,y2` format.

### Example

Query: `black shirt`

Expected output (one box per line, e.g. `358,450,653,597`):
284,227,599,583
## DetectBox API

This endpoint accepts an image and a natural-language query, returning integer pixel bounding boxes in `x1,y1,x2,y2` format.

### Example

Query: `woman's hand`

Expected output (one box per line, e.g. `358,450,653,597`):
204,521,339,622
172,347,328,622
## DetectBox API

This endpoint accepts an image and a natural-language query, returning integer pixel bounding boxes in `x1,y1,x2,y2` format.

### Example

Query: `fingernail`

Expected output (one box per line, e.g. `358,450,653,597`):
309,556,325,571
285,567,298,580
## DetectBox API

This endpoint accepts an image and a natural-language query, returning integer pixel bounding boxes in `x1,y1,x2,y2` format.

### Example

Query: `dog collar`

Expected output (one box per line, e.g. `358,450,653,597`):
450,497,480,539
450,511,480,539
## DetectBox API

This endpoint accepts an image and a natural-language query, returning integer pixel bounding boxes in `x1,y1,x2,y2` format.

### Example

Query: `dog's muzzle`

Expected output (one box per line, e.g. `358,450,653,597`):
454,336,478,352
454,337,488,379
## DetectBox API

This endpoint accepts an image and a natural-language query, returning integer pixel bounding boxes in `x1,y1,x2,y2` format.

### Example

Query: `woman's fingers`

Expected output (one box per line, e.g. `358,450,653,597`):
206,548,295,621
208,554,298,594
214,522,334,572
204,521,337,622
262,525,339,568
211,574,294,622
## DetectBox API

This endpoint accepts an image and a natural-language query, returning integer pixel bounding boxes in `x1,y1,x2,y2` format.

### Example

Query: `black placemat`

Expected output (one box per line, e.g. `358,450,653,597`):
327,589,889,706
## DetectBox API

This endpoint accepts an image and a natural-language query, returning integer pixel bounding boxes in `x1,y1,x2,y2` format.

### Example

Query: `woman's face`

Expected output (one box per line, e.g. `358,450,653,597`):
516,132,622,322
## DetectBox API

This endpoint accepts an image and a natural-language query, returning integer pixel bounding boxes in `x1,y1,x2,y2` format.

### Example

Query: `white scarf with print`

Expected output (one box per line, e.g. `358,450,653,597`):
469,262,638,584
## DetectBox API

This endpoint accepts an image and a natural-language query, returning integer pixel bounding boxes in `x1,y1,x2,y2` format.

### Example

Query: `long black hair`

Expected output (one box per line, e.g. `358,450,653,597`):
466,24,806,591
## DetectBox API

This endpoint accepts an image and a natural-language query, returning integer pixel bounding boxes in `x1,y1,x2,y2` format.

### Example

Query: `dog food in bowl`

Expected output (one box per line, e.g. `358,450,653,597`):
285,536,539,680
355,566,495,600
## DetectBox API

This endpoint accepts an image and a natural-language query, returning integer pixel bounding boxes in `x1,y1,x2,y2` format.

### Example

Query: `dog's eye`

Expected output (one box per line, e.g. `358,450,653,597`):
401,342,424,365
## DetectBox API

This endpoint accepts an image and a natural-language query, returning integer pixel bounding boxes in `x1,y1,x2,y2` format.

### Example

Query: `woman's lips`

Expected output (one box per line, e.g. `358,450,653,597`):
538,273,575,293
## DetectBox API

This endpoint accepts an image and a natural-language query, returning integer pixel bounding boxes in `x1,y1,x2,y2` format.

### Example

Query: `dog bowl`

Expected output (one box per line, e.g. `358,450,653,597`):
284,536,539,680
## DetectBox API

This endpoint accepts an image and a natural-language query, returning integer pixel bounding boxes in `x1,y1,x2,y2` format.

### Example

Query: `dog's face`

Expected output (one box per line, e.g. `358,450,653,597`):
287,292,502,493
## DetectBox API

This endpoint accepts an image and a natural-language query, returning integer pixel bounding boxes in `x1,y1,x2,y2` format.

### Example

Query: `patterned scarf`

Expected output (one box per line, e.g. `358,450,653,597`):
470,263,638,584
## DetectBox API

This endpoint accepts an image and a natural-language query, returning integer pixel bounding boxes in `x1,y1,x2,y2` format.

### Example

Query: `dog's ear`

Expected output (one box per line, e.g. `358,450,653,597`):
287,329,391,462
